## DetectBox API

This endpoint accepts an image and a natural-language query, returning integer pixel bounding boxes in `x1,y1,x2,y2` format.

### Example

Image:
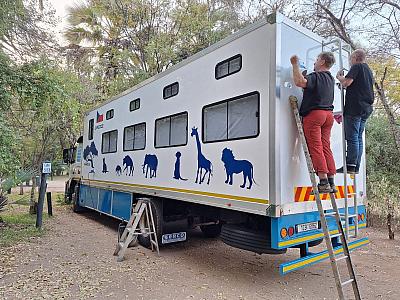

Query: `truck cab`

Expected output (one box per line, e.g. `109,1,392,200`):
63,136,83,203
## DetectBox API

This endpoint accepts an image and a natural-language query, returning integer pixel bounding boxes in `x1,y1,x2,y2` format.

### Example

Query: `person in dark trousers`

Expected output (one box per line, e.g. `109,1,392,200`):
291,52,337,193
336,49,374,174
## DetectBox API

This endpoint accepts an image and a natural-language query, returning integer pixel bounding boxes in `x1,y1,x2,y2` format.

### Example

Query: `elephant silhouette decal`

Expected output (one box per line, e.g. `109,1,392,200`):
173,151,187,181
143,154,158,178
191,127,212,184
122,155,134,176
221,148,255,189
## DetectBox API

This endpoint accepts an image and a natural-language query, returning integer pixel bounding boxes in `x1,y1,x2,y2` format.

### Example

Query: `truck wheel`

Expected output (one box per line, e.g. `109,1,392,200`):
200,223,222,238
221,224,287,254
137,199,163,249
72,185,85,213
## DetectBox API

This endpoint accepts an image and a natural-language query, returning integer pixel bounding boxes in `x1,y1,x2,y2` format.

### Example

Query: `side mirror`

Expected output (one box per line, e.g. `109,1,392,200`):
63,148,71,164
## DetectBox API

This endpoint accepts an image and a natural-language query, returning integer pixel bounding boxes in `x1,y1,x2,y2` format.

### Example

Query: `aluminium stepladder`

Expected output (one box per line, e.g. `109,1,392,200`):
113,199,160,262
290,95,361,300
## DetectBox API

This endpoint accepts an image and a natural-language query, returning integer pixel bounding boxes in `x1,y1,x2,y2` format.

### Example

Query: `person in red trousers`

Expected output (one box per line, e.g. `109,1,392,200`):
290,52,337,193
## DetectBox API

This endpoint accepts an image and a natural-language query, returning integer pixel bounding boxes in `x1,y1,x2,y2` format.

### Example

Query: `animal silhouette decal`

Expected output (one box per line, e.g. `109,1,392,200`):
115,165,122,176
143,154,158,178
83,142,98,173
102,158,108,173
122,155,134,176
191,127,212,184
173,151,187,181
221,148,255,189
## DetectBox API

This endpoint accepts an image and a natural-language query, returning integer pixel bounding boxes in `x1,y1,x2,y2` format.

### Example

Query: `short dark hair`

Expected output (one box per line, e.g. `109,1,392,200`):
319,52,335,68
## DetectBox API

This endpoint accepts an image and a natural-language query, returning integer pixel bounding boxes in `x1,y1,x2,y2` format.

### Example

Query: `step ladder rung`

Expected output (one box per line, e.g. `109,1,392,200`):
324,211,337,217
339,214,357,218
341,278,355,287
335,255,348,262
329,233,342,239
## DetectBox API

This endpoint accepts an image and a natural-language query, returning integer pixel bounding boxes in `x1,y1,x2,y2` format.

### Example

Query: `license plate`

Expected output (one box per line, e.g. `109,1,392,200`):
162,232,187,244
296,221,319,233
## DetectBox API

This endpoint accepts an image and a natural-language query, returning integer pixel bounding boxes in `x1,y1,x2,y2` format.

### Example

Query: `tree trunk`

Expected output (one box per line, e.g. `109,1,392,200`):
387,200,395,240
29,177,37,214
19,183,24,195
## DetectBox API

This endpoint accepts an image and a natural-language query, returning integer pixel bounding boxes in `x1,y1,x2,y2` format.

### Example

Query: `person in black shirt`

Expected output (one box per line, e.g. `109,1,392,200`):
291,52,337,193
336,49,374,174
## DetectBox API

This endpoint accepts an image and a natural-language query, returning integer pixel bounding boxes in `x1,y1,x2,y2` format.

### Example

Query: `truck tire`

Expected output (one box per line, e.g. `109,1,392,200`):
200,223,222,238
72,185,85,213
138,199,163,249
221,224,286,254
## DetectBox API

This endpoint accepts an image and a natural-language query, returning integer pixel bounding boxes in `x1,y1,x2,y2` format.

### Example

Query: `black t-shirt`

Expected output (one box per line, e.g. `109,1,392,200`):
300,71,334,117
344,63,374,118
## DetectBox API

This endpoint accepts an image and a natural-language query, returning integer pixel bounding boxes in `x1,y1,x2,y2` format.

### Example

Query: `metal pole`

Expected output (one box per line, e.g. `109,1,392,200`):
338,40,349,239
46,192,53,216
36,173,47,229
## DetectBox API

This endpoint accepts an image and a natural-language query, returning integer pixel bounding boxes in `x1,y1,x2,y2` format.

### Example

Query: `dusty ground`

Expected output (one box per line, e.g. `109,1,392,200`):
0,205,399,300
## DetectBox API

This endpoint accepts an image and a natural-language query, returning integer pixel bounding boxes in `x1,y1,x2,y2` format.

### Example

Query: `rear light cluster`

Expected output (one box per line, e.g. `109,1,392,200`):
280,226,295,239
357,213,365,222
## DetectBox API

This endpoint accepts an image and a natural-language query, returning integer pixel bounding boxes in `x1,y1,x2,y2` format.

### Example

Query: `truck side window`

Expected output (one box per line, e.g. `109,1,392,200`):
155,112,188,148
88,119,94,140
130,98,140,111
203,91,259,143
124,122,146,151
163,82,179,99
215,54,242,80
102,130,118,153
106,109,114,120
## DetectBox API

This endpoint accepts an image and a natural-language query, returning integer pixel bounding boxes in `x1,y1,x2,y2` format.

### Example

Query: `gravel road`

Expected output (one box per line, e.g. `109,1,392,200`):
1,206,399,299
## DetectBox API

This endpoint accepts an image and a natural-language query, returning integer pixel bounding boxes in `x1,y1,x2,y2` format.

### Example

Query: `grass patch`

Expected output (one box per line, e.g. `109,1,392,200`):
0,212,46,247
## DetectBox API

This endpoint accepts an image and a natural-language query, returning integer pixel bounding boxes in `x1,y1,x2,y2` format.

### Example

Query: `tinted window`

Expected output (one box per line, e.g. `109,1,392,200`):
130,98,140,111
123,123,146,151
102,130,118,153
203,92,259,143
215,54,242,79
106,109,114,120
163,82,179,99
155,112,188,148
88,119,94,140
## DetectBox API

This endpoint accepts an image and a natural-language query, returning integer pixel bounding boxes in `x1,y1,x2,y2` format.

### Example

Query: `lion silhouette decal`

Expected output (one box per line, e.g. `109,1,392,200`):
221,148,255,189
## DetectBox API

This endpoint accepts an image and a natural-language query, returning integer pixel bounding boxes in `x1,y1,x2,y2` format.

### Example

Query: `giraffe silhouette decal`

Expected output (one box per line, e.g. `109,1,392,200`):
191,127,212,184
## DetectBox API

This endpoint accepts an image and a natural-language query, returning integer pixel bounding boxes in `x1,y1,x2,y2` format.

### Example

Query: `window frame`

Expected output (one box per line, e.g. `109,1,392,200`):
215,54,242,80
163,82,179,100
129,98,140,111
123,122,146,151
154,111,188,149
88,119,94,140
202,91,260,144
101,129,118,154
106,109,114,120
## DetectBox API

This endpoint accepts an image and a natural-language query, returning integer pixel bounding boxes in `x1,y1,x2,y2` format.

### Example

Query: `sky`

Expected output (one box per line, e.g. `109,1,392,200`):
48,0,73,45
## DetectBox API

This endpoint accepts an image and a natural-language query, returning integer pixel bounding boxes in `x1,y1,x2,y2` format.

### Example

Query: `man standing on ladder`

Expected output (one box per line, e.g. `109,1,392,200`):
336,49,374,174
290,52,337,193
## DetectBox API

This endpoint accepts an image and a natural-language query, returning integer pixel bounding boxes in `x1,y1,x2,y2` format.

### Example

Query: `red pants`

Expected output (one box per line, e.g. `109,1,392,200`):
303,110,336,175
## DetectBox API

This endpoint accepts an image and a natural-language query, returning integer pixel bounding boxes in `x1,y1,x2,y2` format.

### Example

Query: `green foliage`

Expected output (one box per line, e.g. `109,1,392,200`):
366,115,400,223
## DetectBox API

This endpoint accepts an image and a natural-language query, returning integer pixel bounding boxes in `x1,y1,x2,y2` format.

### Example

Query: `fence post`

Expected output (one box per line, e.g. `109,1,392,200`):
47,192,53,216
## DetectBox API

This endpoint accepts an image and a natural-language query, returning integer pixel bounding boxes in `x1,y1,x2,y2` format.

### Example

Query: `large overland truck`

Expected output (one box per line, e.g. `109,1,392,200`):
64,13,368,274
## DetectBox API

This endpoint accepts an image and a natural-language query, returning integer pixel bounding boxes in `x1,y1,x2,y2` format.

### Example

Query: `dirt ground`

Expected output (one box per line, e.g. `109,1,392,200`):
1,204,399,300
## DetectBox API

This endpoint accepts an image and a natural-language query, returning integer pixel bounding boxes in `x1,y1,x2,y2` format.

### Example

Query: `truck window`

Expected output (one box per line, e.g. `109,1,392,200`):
88,119,94,140
106,109,114,120
155,112,188,148
203,91,259,142
163,82,179,99
102,130,118,153
130,98,140,111
215,54,242,80
123,122,146,151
